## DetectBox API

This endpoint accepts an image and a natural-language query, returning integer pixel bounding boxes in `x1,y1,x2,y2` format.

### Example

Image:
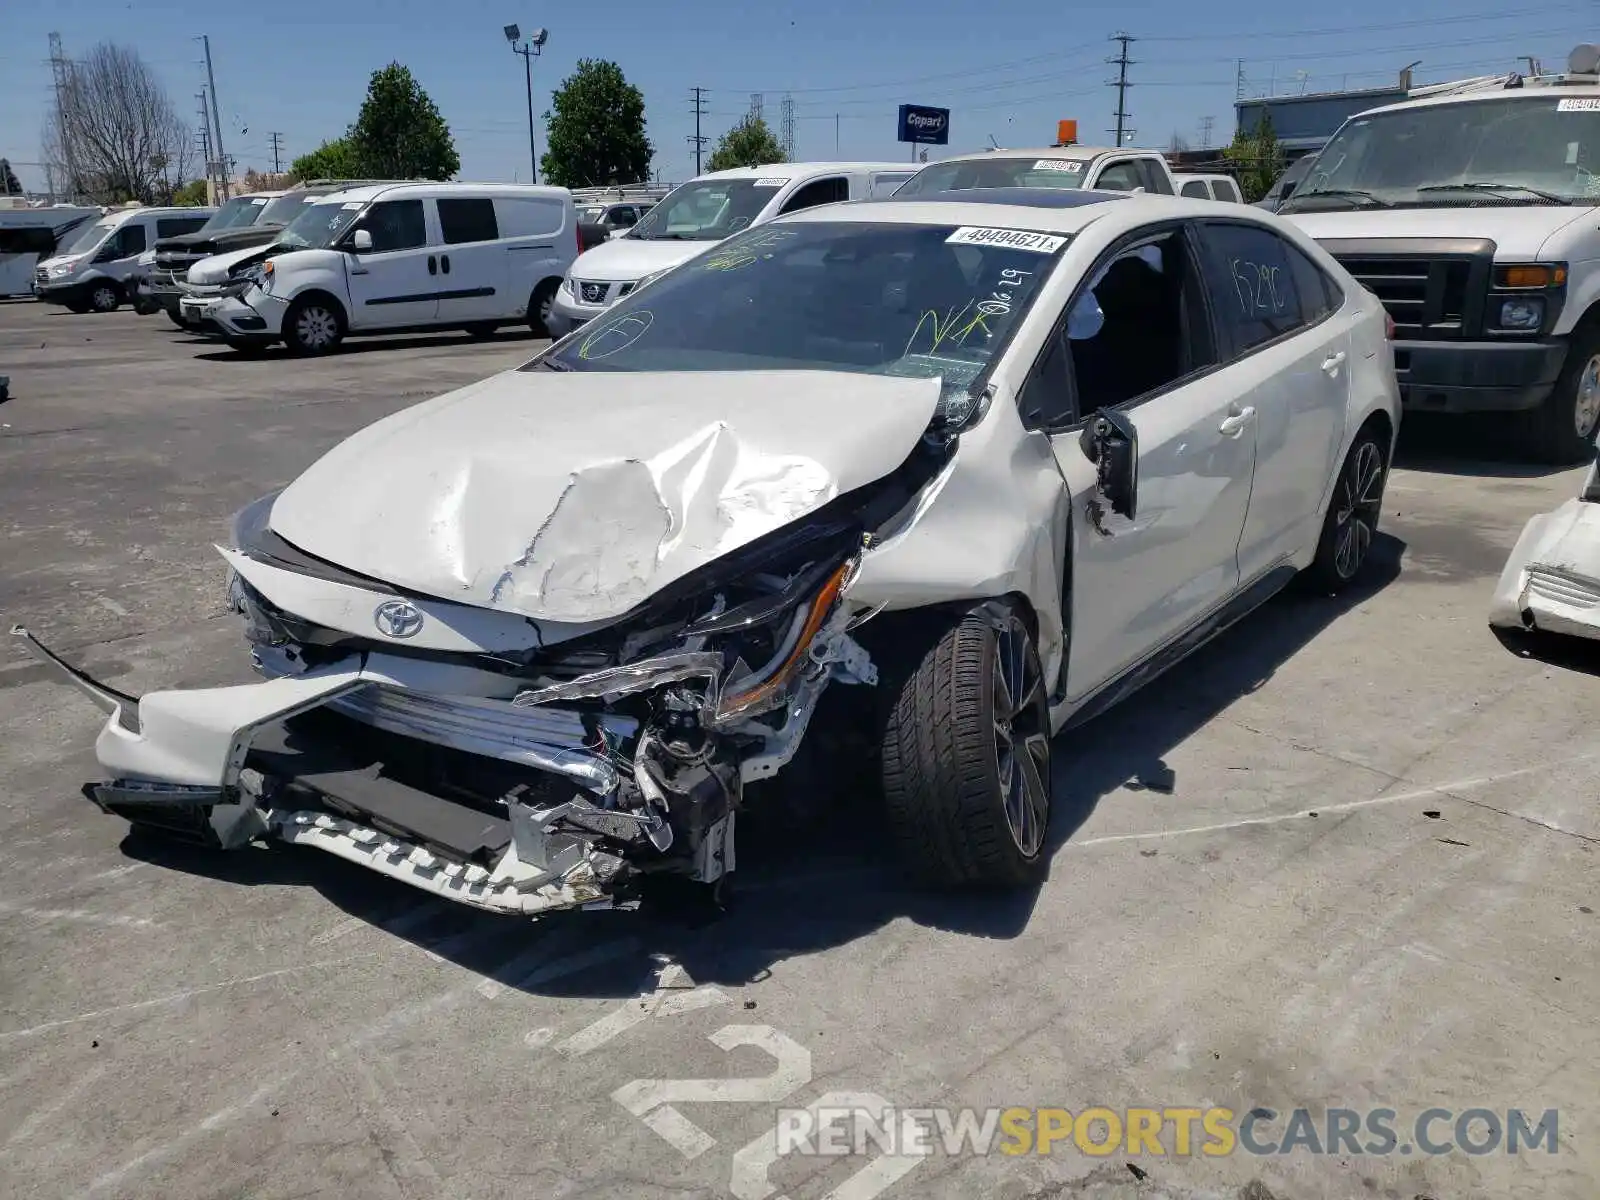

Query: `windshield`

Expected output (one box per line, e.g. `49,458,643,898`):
537,220,1063,406
896,156,1091,196
60,219,115,256
1285,96,1600,211
272,199,362,250
258,192,323,226
202,197,269,232
626,179,781,241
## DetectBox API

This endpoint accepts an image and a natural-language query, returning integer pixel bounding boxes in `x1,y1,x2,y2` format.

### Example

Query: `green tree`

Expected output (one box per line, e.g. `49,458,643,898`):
540,59,652,188
287,137,363,183
172,178,208,205
1224,109,1284,203
349,64,460,181
707,115,785,172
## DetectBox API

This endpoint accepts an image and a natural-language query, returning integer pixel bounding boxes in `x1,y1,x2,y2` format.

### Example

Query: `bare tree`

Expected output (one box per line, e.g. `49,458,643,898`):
41,43,192,204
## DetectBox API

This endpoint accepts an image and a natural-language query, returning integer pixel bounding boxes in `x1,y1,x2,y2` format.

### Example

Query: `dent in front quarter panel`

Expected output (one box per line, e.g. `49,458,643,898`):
848,395,1070,688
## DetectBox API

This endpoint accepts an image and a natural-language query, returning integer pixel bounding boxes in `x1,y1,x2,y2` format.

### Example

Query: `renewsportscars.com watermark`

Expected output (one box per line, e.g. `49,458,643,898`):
775,1106,1560,1159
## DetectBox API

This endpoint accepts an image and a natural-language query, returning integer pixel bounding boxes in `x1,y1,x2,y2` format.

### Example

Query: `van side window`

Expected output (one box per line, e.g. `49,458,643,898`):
116,224,148,256
362,200,427,252
1218,178,1243,203
438,197,500,244
157,216,208,238
494,197,565,238
780,177,849,213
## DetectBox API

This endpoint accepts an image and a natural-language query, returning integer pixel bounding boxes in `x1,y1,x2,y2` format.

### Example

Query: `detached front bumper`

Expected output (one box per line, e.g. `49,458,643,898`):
1489,492,1600,641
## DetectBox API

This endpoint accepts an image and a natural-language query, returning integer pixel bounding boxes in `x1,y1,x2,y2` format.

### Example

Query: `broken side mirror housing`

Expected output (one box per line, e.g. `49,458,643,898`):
1078,408,1139,519
350,228,373,253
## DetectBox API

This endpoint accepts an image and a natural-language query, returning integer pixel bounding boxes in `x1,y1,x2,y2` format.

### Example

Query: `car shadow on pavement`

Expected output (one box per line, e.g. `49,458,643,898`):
1489,624,1600,677
113,533,1404,1000
1394,413,1587,479
187,329,542,362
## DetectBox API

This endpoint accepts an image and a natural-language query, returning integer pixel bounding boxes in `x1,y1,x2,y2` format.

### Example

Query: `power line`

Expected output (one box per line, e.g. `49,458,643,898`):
687,87,709,174
1108,32,1136,147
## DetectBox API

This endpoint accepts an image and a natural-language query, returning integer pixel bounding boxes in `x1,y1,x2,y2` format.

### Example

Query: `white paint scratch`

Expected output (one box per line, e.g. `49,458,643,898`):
92,595,130,618
1071,758,1600,850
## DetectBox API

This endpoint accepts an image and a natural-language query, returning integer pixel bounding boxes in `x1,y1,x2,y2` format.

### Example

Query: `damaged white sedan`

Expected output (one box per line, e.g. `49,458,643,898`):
1489,447,1600,641
17,189,1400,916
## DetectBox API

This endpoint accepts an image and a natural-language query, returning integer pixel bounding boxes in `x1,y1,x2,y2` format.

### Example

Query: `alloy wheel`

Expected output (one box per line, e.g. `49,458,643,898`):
91,285,118,311
296,305,338,350
992,617,1050,858
1333,439,1384,580
1574,354,1600,440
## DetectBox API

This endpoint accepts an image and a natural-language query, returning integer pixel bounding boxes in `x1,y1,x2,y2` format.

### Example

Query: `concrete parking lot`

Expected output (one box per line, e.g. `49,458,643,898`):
2,300,1597,1200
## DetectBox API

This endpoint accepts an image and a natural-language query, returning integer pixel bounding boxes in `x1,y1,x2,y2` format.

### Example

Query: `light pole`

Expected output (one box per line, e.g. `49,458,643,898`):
504,24,548,183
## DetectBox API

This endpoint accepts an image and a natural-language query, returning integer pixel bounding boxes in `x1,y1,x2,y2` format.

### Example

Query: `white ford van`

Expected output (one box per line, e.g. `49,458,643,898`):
197,182,578,354
34,205,216,312
546,162,917,337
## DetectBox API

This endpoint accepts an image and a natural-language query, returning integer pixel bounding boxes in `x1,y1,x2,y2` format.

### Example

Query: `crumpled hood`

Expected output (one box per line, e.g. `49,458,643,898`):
188,243,274,284
269,369,943,623
568,237,717,283
1283,205,1593,260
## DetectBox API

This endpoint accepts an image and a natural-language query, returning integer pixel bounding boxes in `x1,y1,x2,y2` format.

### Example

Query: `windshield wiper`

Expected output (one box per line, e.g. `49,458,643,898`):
1417,181,1569,204
537,356,570,371
1283,188,1390,209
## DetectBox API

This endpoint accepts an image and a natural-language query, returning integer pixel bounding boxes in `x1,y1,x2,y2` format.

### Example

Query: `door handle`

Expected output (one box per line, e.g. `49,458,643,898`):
427,255,437,275
1219,406,1255,437
1321,350,1347,375
441,254,450,274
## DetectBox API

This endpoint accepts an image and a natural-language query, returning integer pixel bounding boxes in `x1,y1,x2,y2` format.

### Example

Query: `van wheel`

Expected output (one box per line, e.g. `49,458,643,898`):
1526,327,1600,464
880,603,1052,888
165,309,188,329
529,281,559,337
283,297,345,355
89,282,122,312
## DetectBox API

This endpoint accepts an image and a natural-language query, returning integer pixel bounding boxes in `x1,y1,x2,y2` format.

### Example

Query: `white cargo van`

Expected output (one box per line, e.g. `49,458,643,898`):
1175,173,1245,203
33,205,215,312
1279,44,1600,462
547,162,917,336
196,182,578,353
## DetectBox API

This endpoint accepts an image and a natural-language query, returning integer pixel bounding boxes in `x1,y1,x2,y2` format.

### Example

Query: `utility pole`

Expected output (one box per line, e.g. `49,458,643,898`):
48,33,82,201
780,94,796,160
1107,32,1136,147
200,36,229,199
688,87,709,174
749,93,764,121
268,131,284,175
1198,115,1215,150
835,113,840,157
1235,59,1246,101
196,90,214,199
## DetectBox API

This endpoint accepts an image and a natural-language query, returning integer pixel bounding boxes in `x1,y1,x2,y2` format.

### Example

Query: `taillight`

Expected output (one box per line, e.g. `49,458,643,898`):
1384,312,1395,340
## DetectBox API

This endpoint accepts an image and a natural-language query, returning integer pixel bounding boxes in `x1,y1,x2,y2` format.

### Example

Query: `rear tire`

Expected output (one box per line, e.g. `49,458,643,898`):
1525,326,1600,465
1301,425,1387,592
165,308,188,329
529,280,559,337
282,296,345,356
880,604,1052,888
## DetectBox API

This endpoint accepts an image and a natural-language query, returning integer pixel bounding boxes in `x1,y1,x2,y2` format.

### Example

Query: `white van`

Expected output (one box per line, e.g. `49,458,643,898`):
1175,173,1245,203
34,204,216,312
197,182,577,354
546,162,918,336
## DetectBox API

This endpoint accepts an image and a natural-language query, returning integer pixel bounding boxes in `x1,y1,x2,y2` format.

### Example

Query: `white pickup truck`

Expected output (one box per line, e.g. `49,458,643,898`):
893,145,1179,197
1280,43,1600,462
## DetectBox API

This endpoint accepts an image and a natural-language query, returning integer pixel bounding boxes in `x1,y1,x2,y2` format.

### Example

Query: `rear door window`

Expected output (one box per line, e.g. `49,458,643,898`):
494,196,566,238
779,177,849,213
1199,220,1308,354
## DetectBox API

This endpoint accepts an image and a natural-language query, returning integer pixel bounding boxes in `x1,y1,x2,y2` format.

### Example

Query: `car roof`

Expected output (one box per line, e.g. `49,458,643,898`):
318,182,571,204
774,189,1227,234
927,146,1149,165
106,206,216,222
691,161,917,182
1356,79,1600,118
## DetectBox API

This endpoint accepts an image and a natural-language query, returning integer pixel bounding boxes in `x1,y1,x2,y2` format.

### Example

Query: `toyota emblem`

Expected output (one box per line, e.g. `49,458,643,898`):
373,599,425,639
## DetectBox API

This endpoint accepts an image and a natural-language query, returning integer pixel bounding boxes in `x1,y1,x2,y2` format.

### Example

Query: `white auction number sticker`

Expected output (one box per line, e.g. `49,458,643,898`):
1032,159,1082,173
752,177,787,187
946,226,1067,253
1557,98,1600,112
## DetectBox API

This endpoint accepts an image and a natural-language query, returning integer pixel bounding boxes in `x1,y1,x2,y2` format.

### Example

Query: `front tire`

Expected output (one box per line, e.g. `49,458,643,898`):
1302,425,1387,592
529,280,559,337
282,296,345,356
1526,327,1600,465
88,281,122,312
165,308,188,329
881,605,1052,888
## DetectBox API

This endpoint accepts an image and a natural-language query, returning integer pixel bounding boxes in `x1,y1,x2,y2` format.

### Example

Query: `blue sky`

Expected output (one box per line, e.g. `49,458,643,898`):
2,0,1597,191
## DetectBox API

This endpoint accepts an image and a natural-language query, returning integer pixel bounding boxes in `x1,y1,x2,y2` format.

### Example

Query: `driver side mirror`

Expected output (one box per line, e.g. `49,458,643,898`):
1078,408,1139,519
349,228,373,253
